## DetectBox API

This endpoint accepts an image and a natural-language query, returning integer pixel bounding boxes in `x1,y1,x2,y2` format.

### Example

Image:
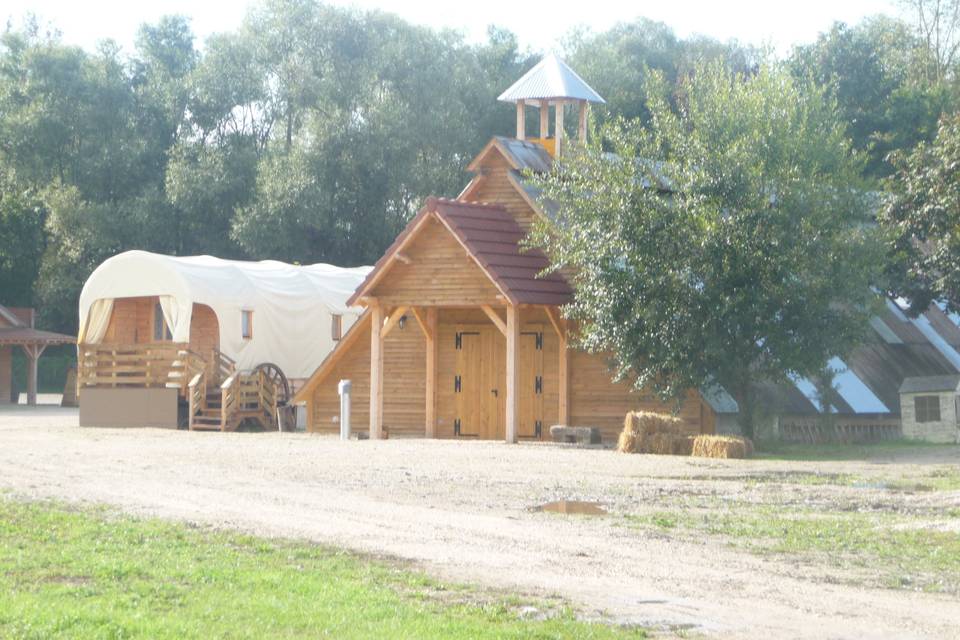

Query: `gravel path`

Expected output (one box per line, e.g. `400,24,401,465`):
1,406,958,639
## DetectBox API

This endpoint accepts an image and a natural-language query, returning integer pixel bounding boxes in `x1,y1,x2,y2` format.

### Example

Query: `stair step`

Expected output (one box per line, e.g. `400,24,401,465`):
190,422,220,431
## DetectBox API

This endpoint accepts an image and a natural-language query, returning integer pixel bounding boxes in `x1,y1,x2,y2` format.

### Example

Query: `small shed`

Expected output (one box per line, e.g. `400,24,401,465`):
899,375,960,443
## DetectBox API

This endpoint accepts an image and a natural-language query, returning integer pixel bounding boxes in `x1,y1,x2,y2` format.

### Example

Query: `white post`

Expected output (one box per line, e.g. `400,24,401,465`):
338,379,352,440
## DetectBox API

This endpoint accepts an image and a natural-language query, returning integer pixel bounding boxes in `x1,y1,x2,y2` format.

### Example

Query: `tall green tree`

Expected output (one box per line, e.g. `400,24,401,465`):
530,62,883,437
881,112,960,313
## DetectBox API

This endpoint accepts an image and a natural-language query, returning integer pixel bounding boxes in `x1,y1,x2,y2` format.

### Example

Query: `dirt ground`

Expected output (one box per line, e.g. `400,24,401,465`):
1,406,959,639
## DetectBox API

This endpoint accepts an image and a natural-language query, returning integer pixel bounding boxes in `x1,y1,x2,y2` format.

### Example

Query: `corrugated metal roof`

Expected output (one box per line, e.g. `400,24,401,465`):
498,53,605,104
900,375,960,394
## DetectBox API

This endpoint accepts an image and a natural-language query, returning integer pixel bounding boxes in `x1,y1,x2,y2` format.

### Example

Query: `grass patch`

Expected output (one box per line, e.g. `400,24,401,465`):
0,498,645,639
737,468,960,492
628,505,960,594
754,440,945,462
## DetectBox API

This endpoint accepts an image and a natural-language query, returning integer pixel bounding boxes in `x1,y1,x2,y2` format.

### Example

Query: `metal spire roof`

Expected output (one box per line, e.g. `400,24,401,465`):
497,53,605,104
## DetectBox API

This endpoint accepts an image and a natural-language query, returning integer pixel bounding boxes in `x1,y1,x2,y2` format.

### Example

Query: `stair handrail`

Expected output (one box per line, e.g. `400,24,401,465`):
220,372,240,431
187,372,206,430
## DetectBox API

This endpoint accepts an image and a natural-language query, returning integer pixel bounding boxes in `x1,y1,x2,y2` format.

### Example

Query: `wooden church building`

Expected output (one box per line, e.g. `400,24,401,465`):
293,54,718,443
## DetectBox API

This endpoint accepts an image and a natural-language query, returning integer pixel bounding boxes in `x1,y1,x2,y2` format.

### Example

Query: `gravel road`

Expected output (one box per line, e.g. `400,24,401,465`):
1,406,958,639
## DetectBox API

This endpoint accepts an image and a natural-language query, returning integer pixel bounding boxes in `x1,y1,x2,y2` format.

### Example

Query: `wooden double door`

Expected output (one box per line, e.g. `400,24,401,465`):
454,324,544,440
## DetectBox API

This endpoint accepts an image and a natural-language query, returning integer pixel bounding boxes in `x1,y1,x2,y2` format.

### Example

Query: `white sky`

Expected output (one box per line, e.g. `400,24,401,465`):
4,0,900,55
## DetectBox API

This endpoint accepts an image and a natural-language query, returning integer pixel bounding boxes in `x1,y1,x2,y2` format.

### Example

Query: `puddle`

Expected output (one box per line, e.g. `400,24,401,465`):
536,500,607,515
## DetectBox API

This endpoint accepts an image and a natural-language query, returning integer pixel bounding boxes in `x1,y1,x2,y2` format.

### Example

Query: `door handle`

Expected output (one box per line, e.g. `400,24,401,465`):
491,389,498,397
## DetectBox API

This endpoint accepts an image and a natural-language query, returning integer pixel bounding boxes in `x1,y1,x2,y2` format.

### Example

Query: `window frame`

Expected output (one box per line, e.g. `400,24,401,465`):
914,395,942,423
241,309,253,340
331,314,342,341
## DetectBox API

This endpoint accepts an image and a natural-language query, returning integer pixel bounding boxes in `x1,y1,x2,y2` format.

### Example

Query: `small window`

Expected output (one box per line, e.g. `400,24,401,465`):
153,302,172,341
241,310,253,340
331,314,342,341
915,395,941,423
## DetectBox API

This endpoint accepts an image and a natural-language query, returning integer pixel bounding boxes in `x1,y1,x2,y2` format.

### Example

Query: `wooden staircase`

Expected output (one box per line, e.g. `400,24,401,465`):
187,353,277,432
189,390,228,431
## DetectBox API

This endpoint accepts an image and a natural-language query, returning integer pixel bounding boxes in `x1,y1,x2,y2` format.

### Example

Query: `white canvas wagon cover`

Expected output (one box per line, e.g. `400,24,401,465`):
78,250,371,379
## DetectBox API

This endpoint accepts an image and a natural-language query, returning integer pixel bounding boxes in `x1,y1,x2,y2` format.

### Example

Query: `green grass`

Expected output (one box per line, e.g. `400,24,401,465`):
735,468,960,491
628,505,960,593
0,498,645,639
754,439,946,461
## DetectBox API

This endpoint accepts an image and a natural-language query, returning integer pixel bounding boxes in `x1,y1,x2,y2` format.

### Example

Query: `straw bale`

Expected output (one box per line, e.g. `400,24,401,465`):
691,435,754,459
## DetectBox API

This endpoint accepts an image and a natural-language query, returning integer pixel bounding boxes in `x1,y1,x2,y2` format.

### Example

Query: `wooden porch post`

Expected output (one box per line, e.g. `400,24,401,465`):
21,344,45,406
555,100,564,157
369,303,384,439
545,306,570,426
505,305,520,443
516,100,526,140
425,307,438,438
540,100,549,139
578,100,588,142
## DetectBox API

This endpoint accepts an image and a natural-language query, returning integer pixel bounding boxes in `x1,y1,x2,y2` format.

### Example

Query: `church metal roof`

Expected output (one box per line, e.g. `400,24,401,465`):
497,53,605,104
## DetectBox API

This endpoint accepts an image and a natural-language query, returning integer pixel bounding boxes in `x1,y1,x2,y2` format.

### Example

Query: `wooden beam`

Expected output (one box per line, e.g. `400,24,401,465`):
395,252,412,265
540,99,549,139
480,304,506,336
505,306,520,443
410,307,432,341
578,100,588,141
425,307,438,438
19,344,45,407
555,100,564,157
516,100,526,140
369,303,384,439
381,305,409,339
544,306,565,339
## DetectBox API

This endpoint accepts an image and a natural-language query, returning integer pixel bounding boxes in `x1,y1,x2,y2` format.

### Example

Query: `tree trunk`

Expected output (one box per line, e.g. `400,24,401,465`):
734,380,756,441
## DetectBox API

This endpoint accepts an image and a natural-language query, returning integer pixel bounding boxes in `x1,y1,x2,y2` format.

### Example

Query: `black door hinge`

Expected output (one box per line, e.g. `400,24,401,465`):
535,375,542,394
454,375,461,393
536,332,543,350
455,332,462,349
454,418,461,436
535,420,542,438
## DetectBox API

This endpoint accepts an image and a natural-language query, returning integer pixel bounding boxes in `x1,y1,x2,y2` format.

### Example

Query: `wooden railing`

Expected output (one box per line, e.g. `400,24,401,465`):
220,373,240,431
187,372,206,429
78,342,205,393
211,348,236,385
258,369,277,424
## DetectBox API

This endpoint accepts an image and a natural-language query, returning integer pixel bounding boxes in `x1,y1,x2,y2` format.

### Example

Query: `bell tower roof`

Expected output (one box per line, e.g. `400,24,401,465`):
497,52,605,104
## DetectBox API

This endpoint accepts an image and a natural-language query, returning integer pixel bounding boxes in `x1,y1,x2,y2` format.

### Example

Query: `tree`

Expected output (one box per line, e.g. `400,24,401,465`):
791,16,951,179
900,0,960,83
881,112,960,314
530,61,883,438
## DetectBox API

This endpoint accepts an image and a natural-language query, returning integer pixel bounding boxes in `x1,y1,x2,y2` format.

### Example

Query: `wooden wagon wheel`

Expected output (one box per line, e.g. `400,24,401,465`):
252,362,291,406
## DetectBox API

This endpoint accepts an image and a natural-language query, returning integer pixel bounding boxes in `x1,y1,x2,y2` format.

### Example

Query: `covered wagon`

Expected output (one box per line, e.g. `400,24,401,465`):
77,250,370,430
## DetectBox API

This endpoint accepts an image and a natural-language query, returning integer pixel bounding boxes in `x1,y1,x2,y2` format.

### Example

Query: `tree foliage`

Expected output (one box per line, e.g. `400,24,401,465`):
530,62,883,437
881,112,960,313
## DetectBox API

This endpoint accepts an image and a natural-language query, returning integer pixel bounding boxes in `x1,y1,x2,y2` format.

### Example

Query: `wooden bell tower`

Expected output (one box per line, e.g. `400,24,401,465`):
497,52,605,156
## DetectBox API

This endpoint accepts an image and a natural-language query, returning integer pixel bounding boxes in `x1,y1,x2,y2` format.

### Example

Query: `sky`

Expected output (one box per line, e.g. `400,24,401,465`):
4,0,900,55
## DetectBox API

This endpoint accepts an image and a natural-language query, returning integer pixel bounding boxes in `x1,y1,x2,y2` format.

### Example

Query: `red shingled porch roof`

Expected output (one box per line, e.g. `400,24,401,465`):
347,197,572,307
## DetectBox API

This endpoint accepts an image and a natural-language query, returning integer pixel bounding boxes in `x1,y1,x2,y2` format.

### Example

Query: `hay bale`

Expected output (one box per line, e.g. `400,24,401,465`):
672,435,696,456
691,435,754,459
645,432,675,455
619,411,698,455
617,428,640,453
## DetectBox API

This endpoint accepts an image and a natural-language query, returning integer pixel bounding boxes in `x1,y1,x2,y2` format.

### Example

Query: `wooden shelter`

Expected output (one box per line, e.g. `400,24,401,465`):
0,304,75,406
293,55,717,443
